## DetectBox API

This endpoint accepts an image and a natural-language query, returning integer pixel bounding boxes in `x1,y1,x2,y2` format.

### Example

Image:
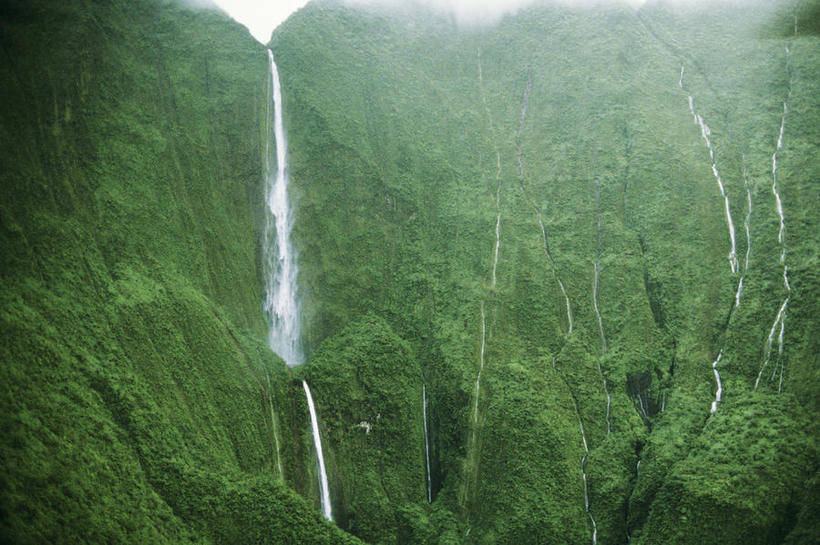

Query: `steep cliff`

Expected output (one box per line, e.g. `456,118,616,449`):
1,0,817,544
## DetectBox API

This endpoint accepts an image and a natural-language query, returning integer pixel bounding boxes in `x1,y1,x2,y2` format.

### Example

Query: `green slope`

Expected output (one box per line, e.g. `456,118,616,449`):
0,0,360,542
1,0,817,544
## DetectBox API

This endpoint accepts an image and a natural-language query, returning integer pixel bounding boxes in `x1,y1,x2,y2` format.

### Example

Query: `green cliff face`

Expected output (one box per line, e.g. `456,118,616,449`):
1,0,817,544
0,0,357,543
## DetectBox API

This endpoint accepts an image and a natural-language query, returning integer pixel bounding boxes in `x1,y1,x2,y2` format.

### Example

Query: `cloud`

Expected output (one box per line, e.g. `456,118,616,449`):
343,0,649,26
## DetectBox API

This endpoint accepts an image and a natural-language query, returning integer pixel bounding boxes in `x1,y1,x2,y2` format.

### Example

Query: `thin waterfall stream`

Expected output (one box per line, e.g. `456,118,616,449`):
755,43,793,393
512,73,591,543
303,381,333,521
680,63,740,414
592,179,611,435
423,384,432,503
680,64,739,275
468,52,503,485
735,159,753,308
265,49,332,520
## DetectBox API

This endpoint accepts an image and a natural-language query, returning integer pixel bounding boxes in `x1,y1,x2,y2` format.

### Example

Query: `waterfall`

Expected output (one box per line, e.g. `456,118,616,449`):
755,45,793,393
472,301,487,426
680,64,738,274
303,381,332,521
710,350,723,414
264,49,303,366
423,384,432,503
734,160,753,307
265,50,332,520
491,151,502,289
477,52,503,291
578,416,597,545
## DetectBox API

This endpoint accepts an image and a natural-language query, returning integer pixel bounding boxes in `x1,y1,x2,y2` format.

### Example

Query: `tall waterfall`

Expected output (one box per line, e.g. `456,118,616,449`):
303,381,333,521
265,50,332,520
264,49,303,367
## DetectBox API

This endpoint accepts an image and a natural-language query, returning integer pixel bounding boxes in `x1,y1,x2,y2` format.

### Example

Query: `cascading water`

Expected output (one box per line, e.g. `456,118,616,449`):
265,50,332,520
734,159,753,307
710,350,723,414
509,72,588,539
264,49,303,367
755,44,793,393
592,179,611,435
468,52,503,466
478,52,504,291
303,381,333,521
577,410,598,545
423,384,432,503
680,63,741,413
680,64,738,275
472,302,487,427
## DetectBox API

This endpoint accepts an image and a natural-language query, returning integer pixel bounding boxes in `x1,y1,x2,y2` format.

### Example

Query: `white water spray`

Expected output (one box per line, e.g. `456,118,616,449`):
423,384,432,503
266,50,332,520
303,381,332,521
264,49,303,366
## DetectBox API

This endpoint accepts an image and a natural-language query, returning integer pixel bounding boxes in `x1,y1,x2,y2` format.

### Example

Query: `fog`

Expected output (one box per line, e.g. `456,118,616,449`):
210,0,728,43
344,0,648,27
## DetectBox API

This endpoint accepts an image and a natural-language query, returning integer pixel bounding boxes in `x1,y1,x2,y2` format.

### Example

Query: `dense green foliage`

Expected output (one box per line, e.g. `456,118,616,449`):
1,0,817,544
272,1,818,543
0,0,358,542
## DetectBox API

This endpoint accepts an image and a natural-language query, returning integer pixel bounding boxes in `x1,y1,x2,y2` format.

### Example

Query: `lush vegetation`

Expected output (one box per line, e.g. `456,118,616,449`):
1,0,817,544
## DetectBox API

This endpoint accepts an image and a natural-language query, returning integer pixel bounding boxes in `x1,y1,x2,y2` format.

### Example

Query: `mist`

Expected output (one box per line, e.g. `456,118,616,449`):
342,0,752,27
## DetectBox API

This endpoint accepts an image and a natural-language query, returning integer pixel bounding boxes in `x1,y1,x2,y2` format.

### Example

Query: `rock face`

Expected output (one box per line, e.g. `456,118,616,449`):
1,1,817,544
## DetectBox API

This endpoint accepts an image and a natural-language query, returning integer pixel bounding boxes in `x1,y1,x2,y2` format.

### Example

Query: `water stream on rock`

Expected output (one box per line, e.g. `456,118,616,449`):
303,381,333,521
756,45,793,393
423,384,432,503
680,64,738,275
680,63,738,413
592,179,611,435
266,50,332,520
264,50,303,366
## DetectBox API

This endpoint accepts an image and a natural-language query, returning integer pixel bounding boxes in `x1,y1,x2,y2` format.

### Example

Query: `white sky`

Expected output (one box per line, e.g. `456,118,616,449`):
211,0,311,43
212,0,658,44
